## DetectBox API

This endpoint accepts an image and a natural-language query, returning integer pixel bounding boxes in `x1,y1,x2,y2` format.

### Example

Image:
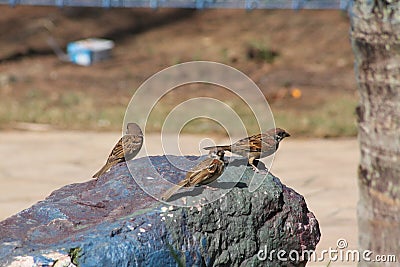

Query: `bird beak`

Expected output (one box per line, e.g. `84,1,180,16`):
285,132,291,137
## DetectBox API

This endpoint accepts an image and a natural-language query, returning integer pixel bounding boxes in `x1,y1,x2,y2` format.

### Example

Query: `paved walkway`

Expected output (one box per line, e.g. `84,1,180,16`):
0,132,359,266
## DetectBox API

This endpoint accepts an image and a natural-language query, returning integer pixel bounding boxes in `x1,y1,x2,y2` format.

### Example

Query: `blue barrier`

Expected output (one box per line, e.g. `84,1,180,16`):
1,0,352,10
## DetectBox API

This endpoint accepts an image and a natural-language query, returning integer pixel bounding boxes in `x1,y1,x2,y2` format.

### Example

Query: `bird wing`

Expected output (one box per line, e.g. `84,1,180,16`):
122,135,143,161
197,159,224,185
248,134,264,152
232,133,263,152
106,138,124,164
186,169,210,186
184,158,221,186
161,158,224,200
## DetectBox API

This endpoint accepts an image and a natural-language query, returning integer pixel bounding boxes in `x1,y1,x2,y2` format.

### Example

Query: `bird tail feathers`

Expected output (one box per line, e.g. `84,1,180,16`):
203,145,231,151
92,162,112,178
161,184,184,201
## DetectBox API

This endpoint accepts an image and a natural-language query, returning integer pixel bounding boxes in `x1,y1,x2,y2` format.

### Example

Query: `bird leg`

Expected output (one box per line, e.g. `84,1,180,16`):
248,157,260,172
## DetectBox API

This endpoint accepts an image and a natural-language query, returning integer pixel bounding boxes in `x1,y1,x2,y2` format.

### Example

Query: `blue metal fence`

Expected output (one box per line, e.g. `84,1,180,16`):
1,0,352,10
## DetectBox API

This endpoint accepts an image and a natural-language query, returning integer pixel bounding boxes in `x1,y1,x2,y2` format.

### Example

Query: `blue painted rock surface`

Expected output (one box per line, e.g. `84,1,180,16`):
0,155,320,266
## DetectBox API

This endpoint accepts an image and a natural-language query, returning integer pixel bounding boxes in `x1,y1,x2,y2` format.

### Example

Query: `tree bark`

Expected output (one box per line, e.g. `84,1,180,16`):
351,1,400,266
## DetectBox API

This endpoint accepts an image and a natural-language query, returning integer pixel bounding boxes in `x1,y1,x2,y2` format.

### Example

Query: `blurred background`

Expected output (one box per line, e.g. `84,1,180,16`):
0,7,357,136
0,6,358,266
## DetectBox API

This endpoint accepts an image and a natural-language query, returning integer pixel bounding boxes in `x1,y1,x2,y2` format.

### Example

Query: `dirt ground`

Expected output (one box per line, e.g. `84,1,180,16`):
0,131,358,266
0,7,355,91
0,7,357,136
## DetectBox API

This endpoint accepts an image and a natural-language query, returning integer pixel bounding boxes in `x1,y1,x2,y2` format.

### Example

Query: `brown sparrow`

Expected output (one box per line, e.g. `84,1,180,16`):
203,128,290,172
161,151,225,201
92,123,143,178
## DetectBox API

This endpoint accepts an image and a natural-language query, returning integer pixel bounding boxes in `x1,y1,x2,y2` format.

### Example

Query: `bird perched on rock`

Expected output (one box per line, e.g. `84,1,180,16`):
93,123,143,178
203,128,290,172
162,151,225,201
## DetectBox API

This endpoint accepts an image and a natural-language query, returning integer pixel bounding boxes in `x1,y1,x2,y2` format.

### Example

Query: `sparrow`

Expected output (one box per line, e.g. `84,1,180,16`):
92,123,143,178
161,150,225,201
203,128,290,172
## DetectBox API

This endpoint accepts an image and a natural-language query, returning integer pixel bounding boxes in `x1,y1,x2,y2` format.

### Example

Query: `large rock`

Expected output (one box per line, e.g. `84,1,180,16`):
0,155,320,267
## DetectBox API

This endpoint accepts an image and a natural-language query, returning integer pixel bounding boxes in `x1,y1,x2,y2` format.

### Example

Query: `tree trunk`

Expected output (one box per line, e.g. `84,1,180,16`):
351,1,400,266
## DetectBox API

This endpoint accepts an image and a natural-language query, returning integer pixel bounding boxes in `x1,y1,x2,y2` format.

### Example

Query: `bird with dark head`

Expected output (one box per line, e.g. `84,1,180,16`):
203,127,290,172
92,123,143,178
